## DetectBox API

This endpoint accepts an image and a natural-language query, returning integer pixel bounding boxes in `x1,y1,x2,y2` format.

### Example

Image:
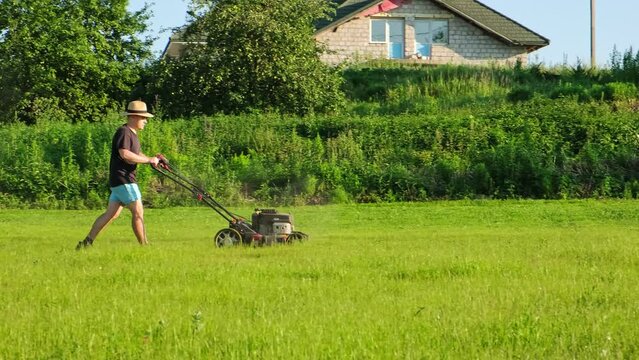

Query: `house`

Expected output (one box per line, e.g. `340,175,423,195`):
162,0,549,66
316,0,549,65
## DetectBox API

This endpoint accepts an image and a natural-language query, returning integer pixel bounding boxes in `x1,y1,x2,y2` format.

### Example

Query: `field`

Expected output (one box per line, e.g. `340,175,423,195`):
1,200,639,358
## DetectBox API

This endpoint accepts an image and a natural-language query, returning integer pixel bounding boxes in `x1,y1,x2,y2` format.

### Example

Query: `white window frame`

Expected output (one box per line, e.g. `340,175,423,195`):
370,18,388,43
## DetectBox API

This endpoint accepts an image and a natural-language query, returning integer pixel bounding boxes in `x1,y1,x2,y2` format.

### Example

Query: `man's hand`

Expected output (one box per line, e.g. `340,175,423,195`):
148,156,160,167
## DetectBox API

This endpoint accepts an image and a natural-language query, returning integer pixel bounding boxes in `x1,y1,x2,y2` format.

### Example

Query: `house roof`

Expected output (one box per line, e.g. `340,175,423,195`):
161,27,207,59
315,0,549,49
315,0,380,33
434,0,549,47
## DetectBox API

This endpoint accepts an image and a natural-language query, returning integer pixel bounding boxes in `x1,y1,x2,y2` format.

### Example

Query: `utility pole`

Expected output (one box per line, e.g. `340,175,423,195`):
591,0,596,67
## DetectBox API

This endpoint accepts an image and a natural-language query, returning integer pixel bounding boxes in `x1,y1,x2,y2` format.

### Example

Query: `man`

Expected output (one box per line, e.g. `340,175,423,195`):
76,100,160,249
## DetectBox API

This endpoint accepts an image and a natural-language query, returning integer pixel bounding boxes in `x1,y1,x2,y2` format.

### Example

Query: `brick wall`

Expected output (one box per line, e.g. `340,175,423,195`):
315,0,529,66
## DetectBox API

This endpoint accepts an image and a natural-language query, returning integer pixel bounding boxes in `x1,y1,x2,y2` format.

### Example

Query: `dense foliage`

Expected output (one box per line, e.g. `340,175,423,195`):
0,0,153,124
1,93,639,209
2,51,639,208
142,0,345,117
611,46,639,84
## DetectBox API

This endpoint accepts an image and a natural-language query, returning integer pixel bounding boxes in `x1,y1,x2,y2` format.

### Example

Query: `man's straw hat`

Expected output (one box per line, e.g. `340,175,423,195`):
122,100,154,118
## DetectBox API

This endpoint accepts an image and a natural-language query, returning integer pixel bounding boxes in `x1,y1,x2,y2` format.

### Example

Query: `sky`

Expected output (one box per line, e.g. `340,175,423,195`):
128,0,639,67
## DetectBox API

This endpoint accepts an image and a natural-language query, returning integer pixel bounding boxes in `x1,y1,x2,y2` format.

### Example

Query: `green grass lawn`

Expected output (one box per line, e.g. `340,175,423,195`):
1,200,639,359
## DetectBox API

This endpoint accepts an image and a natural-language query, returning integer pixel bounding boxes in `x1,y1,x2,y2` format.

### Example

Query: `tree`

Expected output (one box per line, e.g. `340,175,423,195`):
146,0,344,117
0,0,153,123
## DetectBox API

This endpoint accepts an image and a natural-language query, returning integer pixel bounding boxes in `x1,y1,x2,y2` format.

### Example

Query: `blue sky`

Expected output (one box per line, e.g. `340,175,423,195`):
129,0,638,67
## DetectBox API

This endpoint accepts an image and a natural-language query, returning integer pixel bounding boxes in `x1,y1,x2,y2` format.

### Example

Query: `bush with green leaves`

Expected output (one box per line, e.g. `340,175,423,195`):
144,0,345,117
610,46,639,84
3,95,639,209
0,0,153,124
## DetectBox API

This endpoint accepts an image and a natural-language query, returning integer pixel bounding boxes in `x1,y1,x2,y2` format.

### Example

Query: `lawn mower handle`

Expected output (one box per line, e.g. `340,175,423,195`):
150,154,246,225
153,153,170,170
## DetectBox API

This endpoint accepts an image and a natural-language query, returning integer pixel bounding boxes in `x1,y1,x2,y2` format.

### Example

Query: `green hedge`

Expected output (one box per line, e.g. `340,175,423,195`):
1,96,639,209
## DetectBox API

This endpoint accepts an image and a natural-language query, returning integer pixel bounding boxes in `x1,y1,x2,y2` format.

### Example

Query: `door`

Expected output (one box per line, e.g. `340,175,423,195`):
387,19,404,59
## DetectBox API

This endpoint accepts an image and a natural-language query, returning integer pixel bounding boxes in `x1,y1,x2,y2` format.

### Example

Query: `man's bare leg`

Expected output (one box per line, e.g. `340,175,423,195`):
89,201,123,240
128,200,148,245
77,201,123,249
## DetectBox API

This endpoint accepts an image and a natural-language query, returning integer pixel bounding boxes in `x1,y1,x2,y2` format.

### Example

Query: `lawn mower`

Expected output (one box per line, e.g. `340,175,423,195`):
151,155,308,247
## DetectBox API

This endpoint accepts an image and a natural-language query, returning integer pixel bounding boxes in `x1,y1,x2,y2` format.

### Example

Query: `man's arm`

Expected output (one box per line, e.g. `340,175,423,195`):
119,149,159,166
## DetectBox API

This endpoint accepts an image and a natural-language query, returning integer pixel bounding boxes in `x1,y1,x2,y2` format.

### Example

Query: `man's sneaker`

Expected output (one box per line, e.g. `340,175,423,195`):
75,237,93,250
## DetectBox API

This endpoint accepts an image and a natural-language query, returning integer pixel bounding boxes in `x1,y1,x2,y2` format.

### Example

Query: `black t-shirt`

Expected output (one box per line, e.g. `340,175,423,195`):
109,125,141,187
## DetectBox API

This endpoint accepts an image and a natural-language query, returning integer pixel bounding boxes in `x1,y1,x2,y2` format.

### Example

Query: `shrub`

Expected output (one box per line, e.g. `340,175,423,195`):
603,82,638,101
507,86,534,102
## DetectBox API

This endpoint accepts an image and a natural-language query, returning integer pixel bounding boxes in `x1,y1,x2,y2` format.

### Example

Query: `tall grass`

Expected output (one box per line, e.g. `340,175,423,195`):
344,59,639,115
343,63,514,115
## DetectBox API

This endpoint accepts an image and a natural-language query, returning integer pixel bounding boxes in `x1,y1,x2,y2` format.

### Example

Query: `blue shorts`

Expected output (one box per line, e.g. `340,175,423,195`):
109,184,141,205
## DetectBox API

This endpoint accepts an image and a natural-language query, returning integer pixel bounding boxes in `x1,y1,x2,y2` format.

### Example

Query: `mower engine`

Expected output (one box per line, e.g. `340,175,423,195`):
252,208,293,245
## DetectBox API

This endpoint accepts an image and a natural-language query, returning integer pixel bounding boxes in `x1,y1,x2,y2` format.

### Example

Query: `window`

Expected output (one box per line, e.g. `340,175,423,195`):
370,18,405,59
414,19,448,57
371,19,386,43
